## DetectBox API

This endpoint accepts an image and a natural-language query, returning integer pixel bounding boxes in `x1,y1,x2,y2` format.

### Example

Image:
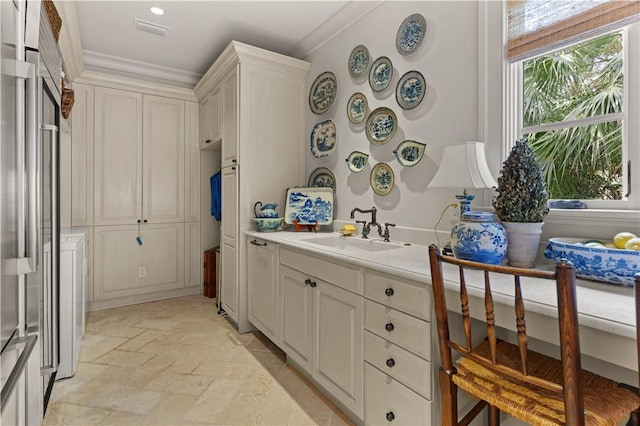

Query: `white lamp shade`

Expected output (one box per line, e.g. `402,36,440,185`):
427,141,498,189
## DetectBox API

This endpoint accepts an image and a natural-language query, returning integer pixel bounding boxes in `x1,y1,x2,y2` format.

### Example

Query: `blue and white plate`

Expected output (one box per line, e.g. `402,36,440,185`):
308,167,336,194
393,140,426,167
347,92,368,124
310,119,337,159
396,70,426,110
370,163,394,196
366,107,397,145
396,13,427,55
309,71,337,115
348,45,370,79
284,187,334,225
368,56,393,93
345,151,369,173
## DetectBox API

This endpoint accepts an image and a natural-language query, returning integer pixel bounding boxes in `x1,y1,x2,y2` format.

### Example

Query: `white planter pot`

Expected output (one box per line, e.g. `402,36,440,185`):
502,222,544,268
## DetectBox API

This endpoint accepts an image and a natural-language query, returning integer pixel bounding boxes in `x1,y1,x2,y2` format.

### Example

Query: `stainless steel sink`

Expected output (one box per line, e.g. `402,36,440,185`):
301,236,404,253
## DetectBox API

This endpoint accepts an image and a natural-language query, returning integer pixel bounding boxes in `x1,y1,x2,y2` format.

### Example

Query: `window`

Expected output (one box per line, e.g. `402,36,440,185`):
505,1,640,210
521,31,625,201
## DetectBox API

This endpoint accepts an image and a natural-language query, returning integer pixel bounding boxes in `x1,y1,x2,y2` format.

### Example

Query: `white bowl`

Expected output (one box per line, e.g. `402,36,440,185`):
252,217,283,232
544,237,640,286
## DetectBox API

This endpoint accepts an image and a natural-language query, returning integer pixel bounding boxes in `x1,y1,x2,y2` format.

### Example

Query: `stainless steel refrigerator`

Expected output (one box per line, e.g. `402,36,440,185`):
1,0,61,422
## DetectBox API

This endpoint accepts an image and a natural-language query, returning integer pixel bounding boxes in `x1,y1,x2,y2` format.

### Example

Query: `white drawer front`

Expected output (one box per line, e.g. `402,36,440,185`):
364,300,431,360
364,269,430,321
280,247,362,295
364,363,432,426
364,331,431,399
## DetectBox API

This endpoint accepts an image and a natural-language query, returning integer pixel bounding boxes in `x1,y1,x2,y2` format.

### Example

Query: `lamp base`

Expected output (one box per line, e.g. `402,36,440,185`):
455,193,475,217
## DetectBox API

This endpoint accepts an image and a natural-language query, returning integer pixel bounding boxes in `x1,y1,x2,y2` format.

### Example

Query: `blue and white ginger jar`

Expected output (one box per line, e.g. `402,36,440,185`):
451,211,507,265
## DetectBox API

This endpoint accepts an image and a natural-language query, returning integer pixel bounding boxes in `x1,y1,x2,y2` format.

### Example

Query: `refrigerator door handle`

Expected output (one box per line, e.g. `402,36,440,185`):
25,63,38,274
0,335,37,411
40,123,59,372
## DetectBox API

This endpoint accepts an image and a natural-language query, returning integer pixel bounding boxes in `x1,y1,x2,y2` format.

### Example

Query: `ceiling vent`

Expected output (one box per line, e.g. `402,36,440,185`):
133,18,170,37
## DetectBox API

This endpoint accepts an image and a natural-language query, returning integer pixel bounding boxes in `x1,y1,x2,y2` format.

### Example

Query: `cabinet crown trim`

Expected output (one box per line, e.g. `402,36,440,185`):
194,41,310,99
75,71,199,101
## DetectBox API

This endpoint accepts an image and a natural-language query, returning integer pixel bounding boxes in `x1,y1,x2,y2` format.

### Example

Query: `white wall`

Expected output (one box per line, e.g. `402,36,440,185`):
304,1,482,231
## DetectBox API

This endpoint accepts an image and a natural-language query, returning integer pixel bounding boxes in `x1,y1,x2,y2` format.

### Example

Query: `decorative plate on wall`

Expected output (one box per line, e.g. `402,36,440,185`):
368,56,393,92
396,13,427,55
310,119,337,159
284,187,334,225
366,107,397,145
347,92,368,124
345,151,369,173
393,140,426,167
308,167,336,193
309,71,337,115
396,70,426,110
370,163,395,196
348,45,370,79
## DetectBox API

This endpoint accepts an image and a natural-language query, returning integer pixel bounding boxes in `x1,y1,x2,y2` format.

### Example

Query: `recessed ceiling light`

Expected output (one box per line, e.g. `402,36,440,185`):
150,7,164,15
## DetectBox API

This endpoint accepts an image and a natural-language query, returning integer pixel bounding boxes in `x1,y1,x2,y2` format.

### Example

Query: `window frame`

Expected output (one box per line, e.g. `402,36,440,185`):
505,22,640,212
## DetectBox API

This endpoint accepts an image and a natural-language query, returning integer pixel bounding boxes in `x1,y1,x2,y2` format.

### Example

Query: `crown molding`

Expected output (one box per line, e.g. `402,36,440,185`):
75,70,198,102
53,0,85,82
288,1,386,59
83,50,202,89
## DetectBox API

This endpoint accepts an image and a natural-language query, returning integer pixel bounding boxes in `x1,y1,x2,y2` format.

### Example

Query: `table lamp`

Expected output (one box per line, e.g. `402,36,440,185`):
427,141,498,216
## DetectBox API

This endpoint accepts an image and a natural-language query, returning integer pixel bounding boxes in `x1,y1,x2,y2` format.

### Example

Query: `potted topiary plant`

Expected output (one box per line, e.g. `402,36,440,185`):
492,138,549,267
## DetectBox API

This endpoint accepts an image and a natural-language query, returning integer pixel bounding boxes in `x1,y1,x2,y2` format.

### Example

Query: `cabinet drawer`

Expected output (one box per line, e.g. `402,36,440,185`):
364,269,430,321
364,363,432,426
364,331,431,399
365,300,431,360
280,247,362,295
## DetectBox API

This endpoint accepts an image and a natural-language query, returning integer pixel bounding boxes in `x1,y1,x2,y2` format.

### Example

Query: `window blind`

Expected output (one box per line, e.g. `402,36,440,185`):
507,0,640,61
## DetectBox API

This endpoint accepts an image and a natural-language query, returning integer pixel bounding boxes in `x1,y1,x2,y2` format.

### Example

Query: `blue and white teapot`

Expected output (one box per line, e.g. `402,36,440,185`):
254,201,279,218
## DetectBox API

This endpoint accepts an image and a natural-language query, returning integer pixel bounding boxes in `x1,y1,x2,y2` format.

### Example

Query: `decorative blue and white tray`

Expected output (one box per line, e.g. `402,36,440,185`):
284,187,334,225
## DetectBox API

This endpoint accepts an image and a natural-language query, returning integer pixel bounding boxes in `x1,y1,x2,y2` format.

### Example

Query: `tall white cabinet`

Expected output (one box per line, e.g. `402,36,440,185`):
194,41,310,333
70,73,201,310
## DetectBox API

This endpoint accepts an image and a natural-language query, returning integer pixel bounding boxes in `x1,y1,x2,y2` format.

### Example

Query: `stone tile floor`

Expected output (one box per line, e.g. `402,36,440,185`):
43,295,354,425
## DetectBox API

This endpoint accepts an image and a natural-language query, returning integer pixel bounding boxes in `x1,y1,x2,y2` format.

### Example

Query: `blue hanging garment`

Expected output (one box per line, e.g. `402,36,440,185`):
210,172,221,221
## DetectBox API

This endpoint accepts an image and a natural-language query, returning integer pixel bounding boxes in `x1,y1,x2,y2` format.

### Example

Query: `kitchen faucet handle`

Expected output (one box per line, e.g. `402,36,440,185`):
382,223,396,242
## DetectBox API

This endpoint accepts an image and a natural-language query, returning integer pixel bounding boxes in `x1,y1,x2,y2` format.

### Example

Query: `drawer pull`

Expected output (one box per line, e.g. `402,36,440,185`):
309,280,317,288
386,358,395,368
250,240,267,246
304,278,317,288
386,411,395,422
385,322,395,332
385,287,394,296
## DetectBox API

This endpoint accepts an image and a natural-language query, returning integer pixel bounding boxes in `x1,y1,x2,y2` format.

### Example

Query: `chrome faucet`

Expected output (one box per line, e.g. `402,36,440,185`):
350,206,382,239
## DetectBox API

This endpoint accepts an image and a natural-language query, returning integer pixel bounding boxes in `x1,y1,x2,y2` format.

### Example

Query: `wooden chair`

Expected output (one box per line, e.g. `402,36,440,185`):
428,244,640,426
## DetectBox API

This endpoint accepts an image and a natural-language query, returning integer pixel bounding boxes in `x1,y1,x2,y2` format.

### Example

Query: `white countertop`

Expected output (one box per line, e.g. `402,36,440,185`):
246,229,637,372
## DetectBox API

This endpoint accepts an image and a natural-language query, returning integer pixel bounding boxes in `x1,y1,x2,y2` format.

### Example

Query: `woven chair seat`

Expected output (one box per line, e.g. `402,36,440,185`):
453,340,640,426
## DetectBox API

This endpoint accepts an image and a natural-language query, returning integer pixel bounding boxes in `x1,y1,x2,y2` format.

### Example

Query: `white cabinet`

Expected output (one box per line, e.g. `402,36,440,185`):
94,88,184,226
279,247,364,419
362,269,433,425
194,41,310,334
220,165,238,320
185,101,200,223
94,87,142,226
184,222,201,288
280,265,313,371
247,237,279,343
93,224,184,301
199,84,222,150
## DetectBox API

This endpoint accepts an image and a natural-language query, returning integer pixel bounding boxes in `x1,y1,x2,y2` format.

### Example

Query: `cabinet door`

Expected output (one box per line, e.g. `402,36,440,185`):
199,90,212,149
313,280,364,418
94,87,142,225
143,95,184,223
279,265,313,372
221,67,238,168
70,83,94,227
209,84,222,144
93,224,184,300
184,101,200,222
247,238,278,343
220,166,238,320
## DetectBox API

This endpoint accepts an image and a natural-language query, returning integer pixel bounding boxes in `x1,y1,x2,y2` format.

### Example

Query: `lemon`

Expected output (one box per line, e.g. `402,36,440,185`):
604,242,616,248
613,231,638,249
624,237,640,251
